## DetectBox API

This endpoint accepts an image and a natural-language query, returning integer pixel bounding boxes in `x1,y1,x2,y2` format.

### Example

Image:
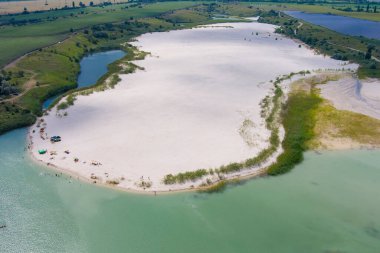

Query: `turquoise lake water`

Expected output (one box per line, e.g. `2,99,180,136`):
1,128,380,252
2,47,380,252
42,50,125,109
285,11,380,40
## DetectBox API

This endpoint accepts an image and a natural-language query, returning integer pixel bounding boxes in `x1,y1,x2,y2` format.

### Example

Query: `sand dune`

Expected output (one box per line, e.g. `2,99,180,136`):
320,76,380,120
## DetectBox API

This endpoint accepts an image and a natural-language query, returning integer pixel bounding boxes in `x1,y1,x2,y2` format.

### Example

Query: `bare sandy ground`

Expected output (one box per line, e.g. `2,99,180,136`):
319,76,380,120
29,21,355,192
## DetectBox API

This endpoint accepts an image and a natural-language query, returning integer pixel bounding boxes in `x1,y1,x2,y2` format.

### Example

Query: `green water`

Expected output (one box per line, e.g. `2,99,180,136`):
1,128,380,252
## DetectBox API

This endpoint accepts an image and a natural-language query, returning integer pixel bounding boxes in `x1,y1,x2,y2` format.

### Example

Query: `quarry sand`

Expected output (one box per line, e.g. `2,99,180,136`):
319,76,380,120
29,21,355,192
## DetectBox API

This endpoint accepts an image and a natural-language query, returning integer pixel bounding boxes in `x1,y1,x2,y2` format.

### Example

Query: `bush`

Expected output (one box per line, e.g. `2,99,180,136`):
93,32,109,39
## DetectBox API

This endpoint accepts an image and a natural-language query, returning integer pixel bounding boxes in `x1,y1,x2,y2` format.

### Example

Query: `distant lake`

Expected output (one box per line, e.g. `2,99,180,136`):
285,11,380,40
42,50,125,109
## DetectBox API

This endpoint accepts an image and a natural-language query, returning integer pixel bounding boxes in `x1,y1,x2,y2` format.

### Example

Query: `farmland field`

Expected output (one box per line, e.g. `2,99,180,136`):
0,1,201,67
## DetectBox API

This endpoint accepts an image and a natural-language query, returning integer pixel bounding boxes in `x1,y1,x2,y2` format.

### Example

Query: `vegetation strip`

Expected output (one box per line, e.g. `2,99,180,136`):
267,88,321,175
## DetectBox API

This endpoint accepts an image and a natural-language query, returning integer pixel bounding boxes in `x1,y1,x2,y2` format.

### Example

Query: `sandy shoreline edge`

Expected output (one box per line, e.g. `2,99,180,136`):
26,20,365,194
27,130,380,195
27,145,269,195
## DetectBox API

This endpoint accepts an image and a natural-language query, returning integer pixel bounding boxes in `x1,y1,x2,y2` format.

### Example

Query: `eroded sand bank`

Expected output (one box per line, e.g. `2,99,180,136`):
319,76,380,120
29,21,355,192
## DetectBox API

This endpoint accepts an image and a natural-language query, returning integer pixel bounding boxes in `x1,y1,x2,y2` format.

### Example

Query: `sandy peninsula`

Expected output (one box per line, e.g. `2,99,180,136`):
29,20,356,192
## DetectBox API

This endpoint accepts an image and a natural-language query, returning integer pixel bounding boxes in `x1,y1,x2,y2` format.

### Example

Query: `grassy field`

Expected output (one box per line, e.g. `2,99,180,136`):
311,101,380,148
267,89,321,175
0,2,201,67
0,0,128,14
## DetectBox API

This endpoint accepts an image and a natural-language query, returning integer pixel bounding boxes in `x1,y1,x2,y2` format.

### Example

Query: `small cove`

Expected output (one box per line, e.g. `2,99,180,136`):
42,50,125,109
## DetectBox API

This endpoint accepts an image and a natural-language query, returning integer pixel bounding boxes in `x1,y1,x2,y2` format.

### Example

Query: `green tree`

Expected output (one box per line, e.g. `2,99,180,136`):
365,45,375,60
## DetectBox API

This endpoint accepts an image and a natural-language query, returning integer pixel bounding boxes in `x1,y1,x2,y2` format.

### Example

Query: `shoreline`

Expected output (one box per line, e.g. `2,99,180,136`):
26,21,363,194
27,128,380,195
27,132,271,195
27,21,286,193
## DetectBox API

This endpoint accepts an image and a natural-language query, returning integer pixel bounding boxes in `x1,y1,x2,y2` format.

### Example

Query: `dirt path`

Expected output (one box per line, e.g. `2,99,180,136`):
2,34,74,104
294,22,303,35
2,74,37,103
4,35,72,70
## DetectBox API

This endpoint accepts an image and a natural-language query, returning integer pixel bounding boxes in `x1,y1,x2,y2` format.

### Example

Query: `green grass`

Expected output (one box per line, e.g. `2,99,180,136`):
162,9,208,23
311,102,380,148
267,90,321,175
0,2,201,67
53,44,148,110
163,169,209,185
13,34,93,115
0,101,35,134
0,35,66,67
199,180,227,193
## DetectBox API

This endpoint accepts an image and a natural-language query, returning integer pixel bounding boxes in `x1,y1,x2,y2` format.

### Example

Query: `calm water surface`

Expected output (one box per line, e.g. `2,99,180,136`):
2,43,380,253
285,11,380,40
42,50,125,109
1,128,380,253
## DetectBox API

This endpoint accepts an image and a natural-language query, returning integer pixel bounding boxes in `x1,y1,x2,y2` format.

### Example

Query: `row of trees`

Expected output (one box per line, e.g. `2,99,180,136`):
356,4,377,13
337,4,378,13
23,1,93,14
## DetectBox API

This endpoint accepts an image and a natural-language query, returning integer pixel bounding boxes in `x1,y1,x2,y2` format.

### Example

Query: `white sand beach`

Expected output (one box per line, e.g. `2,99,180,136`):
29,21,355,192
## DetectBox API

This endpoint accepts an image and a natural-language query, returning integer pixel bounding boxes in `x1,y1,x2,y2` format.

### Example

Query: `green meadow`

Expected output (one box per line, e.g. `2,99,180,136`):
0,1,201,67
